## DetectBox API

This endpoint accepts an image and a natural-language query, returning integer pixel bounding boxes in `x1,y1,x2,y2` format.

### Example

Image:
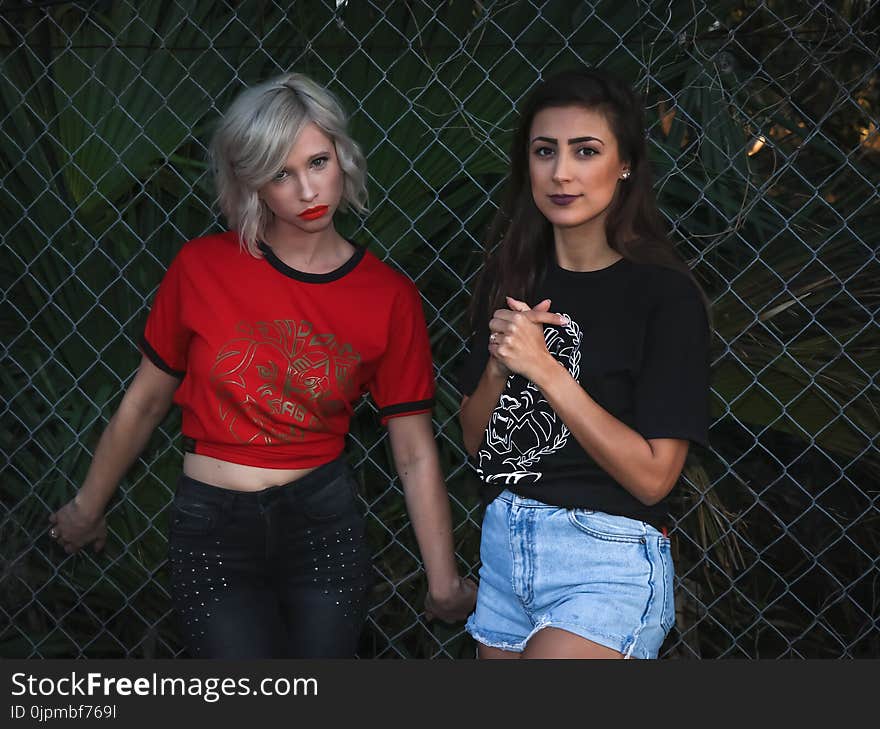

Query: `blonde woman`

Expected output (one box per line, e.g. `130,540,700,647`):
50,73,476,658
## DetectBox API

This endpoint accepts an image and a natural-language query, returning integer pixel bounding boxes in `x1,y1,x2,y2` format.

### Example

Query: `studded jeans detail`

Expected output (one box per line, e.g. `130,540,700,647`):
168,456,372,658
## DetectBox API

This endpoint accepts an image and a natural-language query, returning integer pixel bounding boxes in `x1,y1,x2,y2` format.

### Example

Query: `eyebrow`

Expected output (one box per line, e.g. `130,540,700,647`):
531,135,605,145
280,150,331,169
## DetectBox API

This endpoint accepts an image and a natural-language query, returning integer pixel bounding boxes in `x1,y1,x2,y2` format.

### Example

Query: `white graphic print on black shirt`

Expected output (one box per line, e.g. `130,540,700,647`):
476,314,580,485
458,259,710,527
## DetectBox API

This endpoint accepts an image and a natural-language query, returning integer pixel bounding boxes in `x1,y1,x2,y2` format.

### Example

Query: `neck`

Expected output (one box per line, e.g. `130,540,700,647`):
262,220,352,273
552,219,621,272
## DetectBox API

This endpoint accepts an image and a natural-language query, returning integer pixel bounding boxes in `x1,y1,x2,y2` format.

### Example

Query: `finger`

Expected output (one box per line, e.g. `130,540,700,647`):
526,311,568,326
505,296,531,312
492,309,518,322
532,298,552,312
48,513,58,524
93,536,106,553
489,321,515,337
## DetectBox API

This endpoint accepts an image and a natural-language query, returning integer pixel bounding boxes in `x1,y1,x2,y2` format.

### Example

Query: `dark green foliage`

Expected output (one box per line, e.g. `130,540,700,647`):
2,0,877,658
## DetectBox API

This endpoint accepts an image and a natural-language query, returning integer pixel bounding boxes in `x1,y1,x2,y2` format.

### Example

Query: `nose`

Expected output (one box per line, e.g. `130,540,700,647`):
552,153,572,184
297,173,318,202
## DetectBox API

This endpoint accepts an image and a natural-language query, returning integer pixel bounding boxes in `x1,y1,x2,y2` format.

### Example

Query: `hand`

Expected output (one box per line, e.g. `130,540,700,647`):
48,496,107,555
488,297,567,384
486,299,555,379
424,576,478,624
486,353,510,379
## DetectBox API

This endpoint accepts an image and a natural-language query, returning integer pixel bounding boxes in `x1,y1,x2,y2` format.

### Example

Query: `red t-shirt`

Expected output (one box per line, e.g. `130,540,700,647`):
141,232,435,468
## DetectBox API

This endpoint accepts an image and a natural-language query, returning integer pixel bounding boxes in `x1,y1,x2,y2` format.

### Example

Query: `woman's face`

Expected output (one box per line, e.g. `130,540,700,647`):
528,105,629,231
258,122,344,234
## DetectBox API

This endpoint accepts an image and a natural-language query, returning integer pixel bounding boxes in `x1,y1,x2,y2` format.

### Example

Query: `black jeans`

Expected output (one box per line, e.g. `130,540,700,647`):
167,456,373,658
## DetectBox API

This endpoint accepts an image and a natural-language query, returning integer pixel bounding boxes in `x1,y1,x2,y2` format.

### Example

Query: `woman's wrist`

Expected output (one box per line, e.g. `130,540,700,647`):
427,573,463,601
423,552,462,599
529,352,566,391
74,489,107,519
485,356,509,381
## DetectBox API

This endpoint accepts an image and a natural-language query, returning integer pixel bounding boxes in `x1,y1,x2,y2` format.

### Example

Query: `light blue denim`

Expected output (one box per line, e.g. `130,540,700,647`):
466,490,675,659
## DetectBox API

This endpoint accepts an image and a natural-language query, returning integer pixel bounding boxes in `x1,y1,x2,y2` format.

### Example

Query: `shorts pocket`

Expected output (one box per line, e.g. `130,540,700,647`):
658,540,676,633
170,500,221,537
301,473,359,523
567,509,647,544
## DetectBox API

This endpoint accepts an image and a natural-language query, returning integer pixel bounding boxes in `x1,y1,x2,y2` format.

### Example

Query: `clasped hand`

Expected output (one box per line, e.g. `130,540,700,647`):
488,297,567,383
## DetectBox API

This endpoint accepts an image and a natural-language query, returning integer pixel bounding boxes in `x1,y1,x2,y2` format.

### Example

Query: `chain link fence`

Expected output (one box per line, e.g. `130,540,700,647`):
2,0,878,658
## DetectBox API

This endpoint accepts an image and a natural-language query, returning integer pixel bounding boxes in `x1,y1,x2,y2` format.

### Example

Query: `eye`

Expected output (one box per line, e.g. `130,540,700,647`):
533,145,555,158
576,147,599,157
272,170,289,182
311,156,329,169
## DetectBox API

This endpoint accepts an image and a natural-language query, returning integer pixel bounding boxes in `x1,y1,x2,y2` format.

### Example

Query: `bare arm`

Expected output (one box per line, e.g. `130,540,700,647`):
49,355,181,553
534,371,688,505
458,359,507,457
490,297,689,506
386,413,477,622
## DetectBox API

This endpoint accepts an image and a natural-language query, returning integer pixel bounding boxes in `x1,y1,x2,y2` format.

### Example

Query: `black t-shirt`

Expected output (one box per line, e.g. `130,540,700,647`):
457,256,710,528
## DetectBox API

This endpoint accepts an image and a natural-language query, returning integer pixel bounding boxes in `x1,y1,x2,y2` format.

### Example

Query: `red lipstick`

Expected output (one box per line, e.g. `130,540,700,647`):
298,205,329,220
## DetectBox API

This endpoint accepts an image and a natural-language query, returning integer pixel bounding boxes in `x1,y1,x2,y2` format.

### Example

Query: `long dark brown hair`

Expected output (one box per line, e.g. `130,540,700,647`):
471,67,706,328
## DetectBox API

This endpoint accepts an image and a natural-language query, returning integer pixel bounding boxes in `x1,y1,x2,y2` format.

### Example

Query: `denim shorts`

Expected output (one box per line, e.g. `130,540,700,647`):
465,490,675,659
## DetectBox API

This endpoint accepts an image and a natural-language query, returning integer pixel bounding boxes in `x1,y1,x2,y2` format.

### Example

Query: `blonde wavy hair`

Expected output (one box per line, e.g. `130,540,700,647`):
210,73,368,256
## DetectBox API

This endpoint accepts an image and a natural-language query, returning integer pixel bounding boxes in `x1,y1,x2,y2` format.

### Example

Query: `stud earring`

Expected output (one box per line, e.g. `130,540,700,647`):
621,170,631,180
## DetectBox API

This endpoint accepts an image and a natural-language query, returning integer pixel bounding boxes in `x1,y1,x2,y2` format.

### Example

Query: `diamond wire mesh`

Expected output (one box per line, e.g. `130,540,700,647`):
1,0,878,658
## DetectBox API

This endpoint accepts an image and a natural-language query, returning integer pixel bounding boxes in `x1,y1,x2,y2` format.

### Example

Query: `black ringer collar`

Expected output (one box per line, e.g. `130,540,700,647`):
257,239,366,283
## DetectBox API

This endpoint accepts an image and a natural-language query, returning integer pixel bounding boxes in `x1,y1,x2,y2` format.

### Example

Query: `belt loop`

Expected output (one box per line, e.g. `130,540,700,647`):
257,486,271,514
222,489,237,516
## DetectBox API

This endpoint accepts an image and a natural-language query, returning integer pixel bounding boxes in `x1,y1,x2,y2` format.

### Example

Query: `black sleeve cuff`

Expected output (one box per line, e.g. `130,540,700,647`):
640,427,709,450
377,398,435,420
140,336,185,378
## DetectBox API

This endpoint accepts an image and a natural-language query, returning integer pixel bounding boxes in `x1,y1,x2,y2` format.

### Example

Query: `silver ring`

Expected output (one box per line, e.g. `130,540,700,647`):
489,332,498,344
49,528,58,539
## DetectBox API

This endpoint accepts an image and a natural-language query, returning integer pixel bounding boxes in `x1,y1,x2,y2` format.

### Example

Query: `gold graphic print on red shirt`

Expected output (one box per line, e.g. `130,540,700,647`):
140,232,435,469
211,319,362,445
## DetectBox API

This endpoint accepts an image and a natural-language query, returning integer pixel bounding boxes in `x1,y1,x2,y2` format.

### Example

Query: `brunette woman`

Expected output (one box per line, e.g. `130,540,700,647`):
459,68,710,659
